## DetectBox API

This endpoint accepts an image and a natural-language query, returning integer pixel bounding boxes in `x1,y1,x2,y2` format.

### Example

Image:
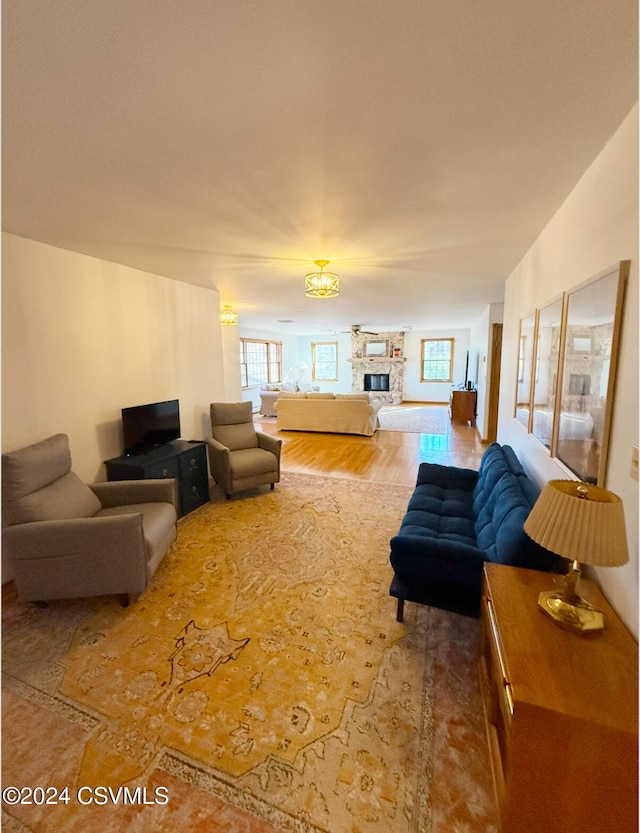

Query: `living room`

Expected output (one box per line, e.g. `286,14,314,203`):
2,3,638,831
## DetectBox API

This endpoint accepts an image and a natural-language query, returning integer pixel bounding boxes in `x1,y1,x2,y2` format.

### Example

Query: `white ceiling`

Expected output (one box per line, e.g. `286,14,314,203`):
2,1,637,335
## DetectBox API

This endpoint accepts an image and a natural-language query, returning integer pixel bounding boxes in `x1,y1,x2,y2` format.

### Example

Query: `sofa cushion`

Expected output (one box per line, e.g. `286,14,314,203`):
472,444,514,516
305,392,335,399
475,473,535,564
335,393,370,400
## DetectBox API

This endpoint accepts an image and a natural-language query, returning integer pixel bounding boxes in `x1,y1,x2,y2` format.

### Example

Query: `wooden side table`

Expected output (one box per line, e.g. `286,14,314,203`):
478,563,638,833
450,389,476,424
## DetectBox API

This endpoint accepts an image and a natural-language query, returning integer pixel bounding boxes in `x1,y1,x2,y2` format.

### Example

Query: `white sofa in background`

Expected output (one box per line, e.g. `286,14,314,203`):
275,393,382,436
259,383,319,416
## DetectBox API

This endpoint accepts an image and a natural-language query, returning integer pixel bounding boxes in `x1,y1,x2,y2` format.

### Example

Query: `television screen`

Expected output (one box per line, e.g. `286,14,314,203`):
122,399,180,455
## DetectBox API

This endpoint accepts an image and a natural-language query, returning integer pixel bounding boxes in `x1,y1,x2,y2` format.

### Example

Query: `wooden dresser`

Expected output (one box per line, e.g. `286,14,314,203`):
478,563,638,833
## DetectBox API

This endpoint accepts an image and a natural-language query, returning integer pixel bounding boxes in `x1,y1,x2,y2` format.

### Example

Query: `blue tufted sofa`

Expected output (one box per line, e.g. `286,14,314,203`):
389,443,564,620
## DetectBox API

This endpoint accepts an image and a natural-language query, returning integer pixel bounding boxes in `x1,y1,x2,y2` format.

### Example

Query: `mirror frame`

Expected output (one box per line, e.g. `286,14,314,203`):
555,261,629,485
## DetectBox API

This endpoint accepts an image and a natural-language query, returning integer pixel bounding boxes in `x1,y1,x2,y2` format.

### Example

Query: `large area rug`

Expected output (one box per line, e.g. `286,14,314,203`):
2,472,495,833
377,406,449,434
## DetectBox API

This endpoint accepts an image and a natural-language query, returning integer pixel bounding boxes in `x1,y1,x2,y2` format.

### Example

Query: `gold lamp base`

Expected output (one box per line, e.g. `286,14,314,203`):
538,590,604,632
537,560,605,633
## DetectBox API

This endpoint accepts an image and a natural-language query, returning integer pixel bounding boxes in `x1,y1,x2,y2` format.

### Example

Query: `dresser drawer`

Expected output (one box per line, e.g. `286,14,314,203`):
179,475,209,514
147,456,180,480
178,443,207,478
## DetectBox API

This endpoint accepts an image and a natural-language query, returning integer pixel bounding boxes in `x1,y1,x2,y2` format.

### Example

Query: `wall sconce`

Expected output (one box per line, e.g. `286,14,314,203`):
220,306,239,326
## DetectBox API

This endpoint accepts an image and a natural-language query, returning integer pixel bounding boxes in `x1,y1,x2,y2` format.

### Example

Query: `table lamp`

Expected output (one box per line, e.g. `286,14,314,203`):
524,480,628,633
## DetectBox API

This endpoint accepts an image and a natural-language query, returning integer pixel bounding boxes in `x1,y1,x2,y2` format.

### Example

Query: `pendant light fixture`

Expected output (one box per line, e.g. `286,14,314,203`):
304,260,340,298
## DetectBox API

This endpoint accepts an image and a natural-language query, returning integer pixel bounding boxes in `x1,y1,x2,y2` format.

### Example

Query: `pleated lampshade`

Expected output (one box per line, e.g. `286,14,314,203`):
524,480,628,567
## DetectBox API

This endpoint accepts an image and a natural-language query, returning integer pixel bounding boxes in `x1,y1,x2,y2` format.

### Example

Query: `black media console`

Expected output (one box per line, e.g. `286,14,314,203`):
105,440,209,518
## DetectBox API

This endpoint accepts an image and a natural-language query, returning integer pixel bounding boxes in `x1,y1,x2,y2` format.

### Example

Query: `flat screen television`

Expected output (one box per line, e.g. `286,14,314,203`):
122,399,181,455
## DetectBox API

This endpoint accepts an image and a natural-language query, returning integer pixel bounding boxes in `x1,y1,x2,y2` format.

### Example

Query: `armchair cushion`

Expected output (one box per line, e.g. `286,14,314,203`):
230,447,281,480
3,434,101,526
213,422,259,451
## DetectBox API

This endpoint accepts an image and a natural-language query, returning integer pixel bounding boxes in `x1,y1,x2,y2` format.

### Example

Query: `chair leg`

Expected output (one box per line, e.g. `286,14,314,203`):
396,598,405,622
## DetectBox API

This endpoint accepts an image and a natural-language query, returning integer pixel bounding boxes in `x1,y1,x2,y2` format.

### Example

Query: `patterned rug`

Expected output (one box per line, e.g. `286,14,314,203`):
377,406,450,434
2,472,496,833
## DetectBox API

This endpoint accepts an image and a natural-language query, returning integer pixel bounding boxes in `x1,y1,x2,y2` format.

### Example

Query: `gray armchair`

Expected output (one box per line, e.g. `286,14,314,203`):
207,402,282,498
2,433,177,605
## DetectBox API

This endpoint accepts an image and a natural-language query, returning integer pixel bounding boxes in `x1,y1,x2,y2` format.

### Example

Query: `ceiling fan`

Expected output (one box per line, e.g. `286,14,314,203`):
343,324,379,336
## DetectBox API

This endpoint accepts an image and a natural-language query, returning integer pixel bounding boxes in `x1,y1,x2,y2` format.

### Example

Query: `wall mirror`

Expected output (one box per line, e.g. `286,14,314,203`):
531,297,565,451
364,339,390,357
515,312,536,430
556,261,628,485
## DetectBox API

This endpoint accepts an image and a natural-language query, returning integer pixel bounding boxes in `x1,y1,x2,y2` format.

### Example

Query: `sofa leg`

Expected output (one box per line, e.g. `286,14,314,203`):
118,594,130,608
396,598,404,622
34,600,49,609
270,483,275,490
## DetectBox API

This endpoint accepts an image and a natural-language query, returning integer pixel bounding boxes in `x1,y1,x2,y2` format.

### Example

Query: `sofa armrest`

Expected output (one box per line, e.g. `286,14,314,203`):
416,462,479,490
90,479,177,509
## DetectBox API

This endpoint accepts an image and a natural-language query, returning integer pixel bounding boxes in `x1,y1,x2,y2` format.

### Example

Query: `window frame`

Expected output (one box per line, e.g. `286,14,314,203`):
420,338,454,383
311,341,338,382
239,338,283,388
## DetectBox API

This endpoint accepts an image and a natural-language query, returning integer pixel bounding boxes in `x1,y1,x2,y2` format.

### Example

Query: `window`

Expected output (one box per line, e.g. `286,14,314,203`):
421,338,454,382
311,342,338,381
240,339,282,388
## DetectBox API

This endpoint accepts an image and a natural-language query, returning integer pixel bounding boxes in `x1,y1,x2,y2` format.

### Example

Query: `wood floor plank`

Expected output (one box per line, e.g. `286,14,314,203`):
256,405,485,485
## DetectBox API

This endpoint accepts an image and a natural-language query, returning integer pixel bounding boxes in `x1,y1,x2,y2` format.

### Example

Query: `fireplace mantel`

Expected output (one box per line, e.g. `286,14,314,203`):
348,357,406,364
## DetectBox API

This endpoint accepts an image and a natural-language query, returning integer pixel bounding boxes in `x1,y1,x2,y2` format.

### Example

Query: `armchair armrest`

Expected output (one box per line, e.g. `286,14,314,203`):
256,432,282,458
4,515,149,599
4,514,146,561
90,479,177,509
206,438,232,486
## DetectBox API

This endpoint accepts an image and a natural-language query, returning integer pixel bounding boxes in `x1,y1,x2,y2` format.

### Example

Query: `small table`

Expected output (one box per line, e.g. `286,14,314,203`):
449,389,476,424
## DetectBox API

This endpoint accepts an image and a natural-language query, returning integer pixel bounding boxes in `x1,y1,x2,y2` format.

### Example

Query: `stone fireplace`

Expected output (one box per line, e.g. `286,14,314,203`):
364,373,390,392
348,331,406,403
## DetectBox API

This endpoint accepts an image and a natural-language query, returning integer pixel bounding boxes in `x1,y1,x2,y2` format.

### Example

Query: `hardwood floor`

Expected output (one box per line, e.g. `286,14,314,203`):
256,404,485,485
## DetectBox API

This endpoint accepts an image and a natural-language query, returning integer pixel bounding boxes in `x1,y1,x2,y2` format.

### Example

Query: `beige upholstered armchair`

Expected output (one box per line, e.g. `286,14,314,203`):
2,433,178,606
207,402,282,498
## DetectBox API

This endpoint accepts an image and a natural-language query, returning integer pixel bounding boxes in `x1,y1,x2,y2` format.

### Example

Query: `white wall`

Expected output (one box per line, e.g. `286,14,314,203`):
497,106,639,634
470,303,504,440
403,328,471,401
2,233,226,483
